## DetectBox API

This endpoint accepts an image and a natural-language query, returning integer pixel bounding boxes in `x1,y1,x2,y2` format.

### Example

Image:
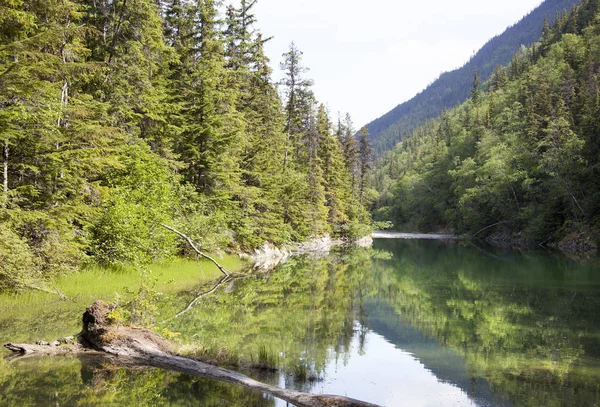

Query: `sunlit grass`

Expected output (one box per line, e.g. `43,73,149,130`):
0,255,246,345
179,343,241,367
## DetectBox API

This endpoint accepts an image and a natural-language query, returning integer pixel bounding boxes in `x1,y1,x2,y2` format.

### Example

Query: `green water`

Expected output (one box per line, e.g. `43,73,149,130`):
2,239,600,406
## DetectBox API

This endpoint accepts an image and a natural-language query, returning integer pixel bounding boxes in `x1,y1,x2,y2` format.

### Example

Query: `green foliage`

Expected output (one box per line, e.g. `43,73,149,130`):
372,220,394,230
91,145,178,266
0,0,371,286
123,269,163,327
373,0,600,244
0,225,38,289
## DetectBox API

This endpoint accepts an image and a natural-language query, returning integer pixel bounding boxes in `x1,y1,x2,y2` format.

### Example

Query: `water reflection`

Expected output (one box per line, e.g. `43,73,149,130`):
2,240,600,406
0,355,277,406
363,239,600,406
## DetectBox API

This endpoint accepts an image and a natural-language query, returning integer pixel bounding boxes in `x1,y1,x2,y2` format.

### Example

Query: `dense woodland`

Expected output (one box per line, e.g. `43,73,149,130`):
365,0,580,156
0,0,373,290
372,0,600,246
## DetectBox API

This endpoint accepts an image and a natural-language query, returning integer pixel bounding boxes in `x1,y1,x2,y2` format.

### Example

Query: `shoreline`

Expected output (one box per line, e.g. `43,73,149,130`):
371,231,458,240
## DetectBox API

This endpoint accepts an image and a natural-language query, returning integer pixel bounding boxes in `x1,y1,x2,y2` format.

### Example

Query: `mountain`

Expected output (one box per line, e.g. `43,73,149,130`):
371,0,600,245
365,0,581,156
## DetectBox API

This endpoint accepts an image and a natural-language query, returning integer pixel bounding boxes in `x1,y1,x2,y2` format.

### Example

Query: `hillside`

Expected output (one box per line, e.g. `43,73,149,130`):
372,0,600,247
365,0,580,156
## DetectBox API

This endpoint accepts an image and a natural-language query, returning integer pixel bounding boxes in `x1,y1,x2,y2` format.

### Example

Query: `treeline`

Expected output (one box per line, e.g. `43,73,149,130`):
372,0,600,245
364,0,580,157
0,0,372,289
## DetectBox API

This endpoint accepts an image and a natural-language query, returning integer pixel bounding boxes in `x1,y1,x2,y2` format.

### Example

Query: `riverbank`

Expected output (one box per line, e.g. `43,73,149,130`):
0,256,244,346
371,231,457,240
247,234,374,270
372,229,598,253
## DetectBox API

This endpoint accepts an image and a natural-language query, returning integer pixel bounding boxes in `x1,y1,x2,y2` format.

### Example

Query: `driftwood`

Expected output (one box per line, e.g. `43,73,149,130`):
5,301,380,407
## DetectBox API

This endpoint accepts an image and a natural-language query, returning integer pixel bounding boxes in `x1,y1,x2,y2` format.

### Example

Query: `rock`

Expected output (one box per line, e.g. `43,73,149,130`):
249,234,374,271
354,235,373,248
252,243,290,271
57,336,75,344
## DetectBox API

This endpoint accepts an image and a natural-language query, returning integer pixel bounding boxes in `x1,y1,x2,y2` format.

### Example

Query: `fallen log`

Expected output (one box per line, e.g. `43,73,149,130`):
5,301,380,407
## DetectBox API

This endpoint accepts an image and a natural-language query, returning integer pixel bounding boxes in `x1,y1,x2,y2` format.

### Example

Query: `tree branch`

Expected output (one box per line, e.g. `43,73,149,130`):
160,224,230,277
25,284,69,300
471,220,511,238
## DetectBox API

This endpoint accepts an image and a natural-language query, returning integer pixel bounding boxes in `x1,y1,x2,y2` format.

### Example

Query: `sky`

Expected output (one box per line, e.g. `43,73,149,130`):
251,0,545,128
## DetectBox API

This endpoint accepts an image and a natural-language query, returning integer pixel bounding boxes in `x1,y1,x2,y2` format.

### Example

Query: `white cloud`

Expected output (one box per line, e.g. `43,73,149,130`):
251,0,544,126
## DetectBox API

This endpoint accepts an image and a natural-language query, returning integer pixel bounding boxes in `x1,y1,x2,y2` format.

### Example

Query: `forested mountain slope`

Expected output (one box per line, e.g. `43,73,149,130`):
365,0,580,156
0,0,372,289
372,0,600,247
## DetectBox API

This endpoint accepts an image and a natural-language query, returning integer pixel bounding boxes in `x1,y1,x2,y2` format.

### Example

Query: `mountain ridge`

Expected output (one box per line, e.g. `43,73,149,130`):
365,0,581,156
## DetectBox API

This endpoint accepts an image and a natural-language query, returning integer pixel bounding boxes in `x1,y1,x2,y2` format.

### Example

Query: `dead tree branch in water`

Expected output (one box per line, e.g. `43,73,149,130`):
160,224,231,277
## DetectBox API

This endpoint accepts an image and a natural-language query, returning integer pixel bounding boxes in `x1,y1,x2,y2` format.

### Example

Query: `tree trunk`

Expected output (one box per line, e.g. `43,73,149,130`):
3,138,7,206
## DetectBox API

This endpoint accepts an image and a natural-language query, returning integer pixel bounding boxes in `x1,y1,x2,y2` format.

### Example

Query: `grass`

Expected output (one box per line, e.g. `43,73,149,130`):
179,343,241,367
291,361,308,380
0,255,246,345
251,344,279,370
288,360,321,382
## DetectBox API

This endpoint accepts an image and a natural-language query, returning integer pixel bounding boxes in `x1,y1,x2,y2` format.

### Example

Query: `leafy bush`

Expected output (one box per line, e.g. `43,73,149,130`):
91,145,178,266
0,226,38,289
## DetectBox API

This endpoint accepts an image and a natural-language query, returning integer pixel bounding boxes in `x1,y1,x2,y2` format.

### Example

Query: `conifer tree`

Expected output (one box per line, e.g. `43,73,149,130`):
341,114,359,192
280,42,314,171
358,127,373,203
317,105,351,235
176,0,244,197
470,67,481,105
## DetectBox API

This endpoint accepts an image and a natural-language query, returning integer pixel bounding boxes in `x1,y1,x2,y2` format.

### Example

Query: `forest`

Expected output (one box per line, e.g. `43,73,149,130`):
372,0,600,248
0,0,374,290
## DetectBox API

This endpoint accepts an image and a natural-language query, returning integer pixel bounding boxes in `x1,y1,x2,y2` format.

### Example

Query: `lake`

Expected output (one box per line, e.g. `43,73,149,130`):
2,238,600,406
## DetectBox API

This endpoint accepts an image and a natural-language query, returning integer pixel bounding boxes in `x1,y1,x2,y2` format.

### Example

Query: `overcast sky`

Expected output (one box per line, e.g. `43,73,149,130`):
250,0,544,128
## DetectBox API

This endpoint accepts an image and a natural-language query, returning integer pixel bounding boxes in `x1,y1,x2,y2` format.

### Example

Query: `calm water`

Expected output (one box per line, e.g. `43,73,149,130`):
2,239,600,406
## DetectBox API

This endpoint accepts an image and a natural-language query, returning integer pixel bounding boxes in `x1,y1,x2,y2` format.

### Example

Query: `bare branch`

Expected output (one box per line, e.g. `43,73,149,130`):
25,284,69,300
160,224,230,277
471,221,511,238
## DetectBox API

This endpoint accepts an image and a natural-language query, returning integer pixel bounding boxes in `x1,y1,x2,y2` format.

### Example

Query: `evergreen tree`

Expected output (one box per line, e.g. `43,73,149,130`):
279,42,314,171
341,114,359,192
358,127,373,204
317,105,351,235
470,67,481,105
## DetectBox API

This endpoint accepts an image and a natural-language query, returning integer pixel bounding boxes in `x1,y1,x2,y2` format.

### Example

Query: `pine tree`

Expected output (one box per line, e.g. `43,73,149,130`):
340,114,359,193
317,105,351,235
358,127,373,203
280,42,314,171
470,67,481,105
176,0,244,197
